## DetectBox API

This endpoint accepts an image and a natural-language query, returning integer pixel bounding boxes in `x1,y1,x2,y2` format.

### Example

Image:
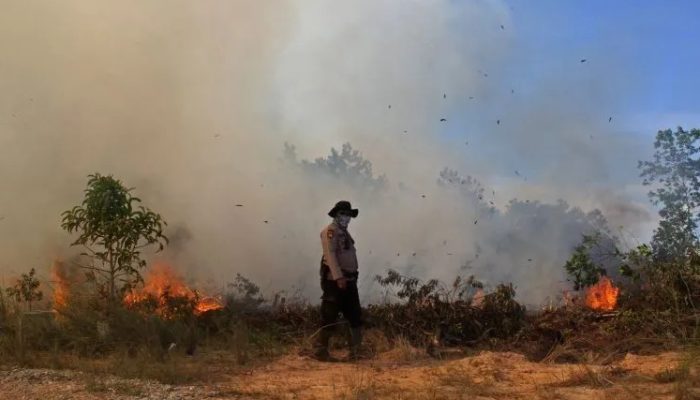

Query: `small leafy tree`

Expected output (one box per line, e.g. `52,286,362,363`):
61,173,168,306
6,268,43,311
564,233,607,290
639,127,700,262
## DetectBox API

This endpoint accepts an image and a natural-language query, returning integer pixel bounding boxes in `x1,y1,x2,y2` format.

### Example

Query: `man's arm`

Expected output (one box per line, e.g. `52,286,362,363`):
321,228,344,282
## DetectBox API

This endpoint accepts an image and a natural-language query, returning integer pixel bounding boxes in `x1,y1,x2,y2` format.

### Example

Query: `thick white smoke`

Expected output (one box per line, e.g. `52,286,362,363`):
0,1,656,306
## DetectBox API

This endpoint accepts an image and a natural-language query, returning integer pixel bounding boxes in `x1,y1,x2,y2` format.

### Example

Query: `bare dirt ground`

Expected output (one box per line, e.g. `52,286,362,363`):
0,349,695,400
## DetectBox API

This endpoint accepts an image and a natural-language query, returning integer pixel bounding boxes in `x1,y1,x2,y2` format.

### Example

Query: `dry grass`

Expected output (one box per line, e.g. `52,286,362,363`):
84,376,145,397
380,336,427,363
341,370,380,400
556,365,615,388
673,345,700,400
655,367,686,384
13,347,252,385
432,365,502,398
363,328,393,354
0,346,692,400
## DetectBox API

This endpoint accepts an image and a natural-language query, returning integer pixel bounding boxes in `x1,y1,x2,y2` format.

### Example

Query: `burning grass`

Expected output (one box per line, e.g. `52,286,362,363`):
0,262,698,390
123,263,224,317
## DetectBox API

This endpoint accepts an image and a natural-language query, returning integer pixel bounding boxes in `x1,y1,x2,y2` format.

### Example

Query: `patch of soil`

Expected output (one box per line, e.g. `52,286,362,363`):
0,350,692,400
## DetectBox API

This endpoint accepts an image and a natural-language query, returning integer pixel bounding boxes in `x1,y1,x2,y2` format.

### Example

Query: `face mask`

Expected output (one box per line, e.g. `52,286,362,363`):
336,215,351,228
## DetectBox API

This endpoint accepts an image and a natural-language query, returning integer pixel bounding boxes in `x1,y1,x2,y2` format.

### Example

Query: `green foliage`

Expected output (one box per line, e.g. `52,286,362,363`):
618,244,652,282
61,173,168,305
639,127,700,262
5,268,43,311
619,244,699,312
563,233,607,290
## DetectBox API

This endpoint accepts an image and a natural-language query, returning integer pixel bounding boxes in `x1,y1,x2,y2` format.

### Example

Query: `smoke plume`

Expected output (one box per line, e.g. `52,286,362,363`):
0,1,656,305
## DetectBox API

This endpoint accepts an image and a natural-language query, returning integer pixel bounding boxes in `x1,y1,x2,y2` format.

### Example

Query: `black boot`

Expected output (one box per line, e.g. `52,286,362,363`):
348,327,363,361
313,328,337,362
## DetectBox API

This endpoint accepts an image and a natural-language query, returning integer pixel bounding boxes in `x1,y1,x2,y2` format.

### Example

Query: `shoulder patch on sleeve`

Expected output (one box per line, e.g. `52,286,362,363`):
327,229,334,239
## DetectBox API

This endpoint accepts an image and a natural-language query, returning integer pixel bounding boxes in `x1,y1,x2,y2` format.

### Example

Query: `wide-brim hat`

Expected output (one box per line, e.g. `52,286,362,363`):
328,200,359,218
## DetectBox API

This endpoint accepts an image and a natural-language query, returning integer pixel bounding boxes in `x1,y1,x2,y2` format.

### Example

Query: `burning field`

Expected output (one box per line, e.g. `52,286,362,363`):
2,1,700,399
2,182,698,399
1,193,699,399
2,257,691,399
4,262,700,400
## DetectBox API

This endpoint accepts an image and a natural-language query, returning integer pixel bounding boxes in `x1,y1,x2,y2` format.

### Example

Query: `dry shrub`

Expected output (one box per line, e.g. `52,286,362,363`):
523,302,694,365
369,270,525,348
362,328,391,354
381,336,426,363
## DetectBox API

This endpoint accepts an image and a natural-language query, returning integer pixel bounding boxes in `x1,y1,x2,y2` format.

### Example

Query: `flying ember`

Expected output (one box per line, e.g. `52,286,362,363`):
584,276,619,311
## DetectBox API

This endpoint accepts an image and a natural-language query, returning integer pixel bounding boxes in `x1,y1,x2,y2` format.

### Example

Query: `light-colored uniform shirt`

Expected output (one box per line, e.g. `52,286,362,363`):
320,222,358,281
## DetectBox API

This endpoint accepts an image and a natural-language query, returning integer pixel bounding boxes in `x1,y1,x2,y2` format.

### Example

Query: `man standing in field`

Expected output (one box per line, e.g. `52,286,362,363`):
314,200,362,361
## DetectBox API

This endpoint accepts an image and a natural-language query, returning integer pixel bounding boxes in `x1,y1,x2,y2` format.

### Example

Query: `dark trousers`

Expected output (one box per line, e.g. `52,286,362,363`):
320,278,362,330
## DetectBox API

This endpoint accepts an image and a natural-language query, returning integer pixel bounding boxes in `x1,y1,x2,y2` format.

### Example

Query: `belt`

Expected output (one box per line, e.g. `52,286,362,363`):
320,263,358,281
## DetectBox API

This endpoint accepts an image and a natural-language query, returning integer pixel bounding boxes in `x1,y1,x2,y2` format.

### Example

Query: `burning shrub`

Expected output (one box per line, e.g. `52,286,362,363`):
562,234,628,312
124,263,223,319
559,234,700,315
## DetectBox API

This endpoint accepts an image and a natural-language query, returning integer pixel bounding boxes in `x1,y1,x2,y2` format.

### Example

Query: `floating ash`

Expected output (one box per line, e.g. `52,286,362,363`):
585,276,619,311
124,262,223,317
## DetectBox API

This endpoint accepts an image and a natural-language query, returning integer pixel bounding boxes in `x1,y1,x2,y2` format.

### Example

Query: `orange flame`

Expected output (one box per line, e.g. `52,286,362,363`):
584,276,619,311
124,262,223,316
51,260,70,311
